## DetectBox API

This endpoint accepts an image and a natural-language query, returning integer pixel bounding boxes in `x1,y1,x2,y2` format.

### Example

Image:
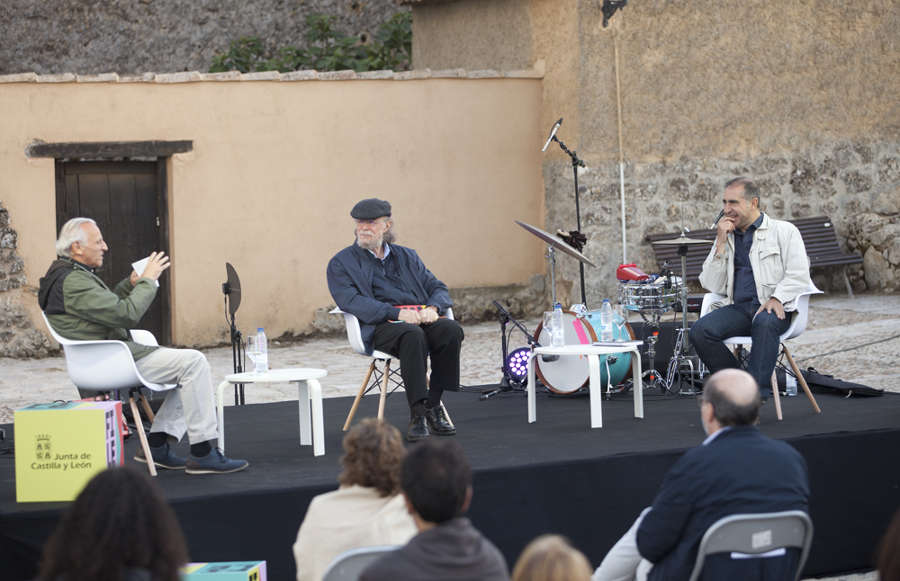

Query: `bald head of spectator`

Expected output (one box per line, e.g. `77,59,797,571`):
700,369,761,434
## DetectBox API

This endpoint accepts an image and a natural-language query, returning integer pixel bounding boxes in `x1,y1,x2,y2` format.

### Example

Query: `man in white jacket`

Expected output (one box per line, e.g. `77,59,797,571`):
690,177,814,398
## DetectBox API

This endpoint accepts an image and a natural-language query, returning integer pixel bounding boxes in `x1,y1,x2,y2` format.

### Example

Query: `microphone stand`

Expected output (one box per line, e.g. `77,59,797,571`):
549,134,588,305
223,290,245,405
481,301,538,400
223,263,245,405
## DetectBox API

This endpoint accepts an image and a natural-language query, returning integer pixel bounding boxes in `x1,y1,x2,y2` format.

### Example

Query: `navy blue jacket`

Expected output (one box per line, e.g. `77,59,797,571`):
637,426,810,580
327,243,453,354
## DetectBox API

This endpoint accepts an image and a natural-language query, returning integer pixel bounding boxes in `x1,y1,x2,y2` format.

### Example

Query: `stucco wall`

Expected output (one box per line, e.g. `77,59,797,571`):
409,0,900,301
0,71,545,348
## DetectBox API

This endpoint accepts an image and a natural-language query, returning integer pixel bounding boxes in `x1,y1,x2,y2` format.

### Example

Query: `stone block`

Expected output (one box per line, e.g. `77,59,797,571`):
872,186,900,215
36,73,76,83
356,70,395,80
198,71,242,81
316,70,358,81
0,72,38,83
241,71,282,81
281,70,319,81
76,73,119,83
154,71,202,83
864,246,897,291
841,170,873,194
877,156,900,185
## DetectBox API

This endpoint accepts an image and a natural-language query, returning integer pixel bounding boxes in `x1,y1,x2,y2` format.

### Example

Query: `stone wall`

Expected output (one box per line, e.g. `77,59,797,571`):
0,203,55,357
0,0,405,75
544,139,900,305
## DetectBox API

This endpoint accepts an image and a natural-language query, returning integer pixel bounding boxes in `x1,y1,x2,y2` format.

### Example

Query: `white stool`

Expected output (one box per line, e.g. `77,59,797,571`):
527,343,644,428
216,368,327,456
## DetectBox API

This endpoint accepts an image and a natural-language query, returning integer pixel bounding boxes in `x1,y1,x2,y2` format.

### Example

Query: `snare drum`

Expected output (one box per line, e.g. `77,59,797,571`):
534,311,635,394
619,279,681,312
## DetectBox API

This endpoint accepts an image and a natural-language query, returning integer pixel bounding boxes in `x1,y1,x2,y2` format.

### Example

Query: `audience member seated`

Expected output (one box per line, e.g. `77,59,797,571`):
360,438,509,581
292,418,416,581
879,507,900,581
512,534,592,581
593,369,810,581
37,466,188,581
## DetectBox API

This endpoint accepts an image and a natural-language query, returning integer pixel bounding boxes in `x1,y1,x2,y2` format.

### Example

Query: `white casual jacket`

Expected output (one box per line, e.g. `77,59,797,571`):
699,213,814,312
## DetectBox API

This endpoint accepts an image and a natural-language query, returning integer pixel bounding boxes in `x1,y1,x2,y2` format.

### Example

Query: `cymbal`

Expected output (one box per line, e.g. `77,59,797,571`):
651,235,713,246
515,220,596,267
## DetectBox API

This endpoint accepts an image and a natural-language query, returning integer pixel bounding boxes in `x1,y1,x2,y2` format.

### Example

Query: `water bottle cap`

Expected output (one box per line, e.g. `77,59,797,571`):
257,327,264,332
602,299,610,303
554,302,562,309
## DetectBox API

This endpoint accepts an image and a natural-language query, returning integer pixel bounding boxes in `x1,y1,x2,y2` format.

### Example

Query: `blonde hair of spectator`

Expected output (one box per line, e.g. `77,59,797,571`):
512,534,593,581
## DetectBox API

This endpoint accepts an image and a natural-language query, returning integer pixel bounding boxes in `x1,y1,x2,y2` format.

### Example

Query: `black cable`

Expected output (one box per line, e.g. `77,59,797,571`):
794,332,900,363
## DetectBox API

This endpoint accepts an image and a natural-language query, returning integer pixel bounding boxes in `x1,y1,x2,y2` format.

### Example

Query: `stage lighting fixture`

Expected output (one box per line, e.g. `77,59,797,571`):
505,347,532,385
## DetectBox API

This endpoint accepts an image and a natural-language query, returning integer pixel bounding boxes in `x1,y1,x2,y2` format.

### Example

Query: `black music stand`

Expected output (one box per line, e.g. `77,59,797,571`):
223,262,245,405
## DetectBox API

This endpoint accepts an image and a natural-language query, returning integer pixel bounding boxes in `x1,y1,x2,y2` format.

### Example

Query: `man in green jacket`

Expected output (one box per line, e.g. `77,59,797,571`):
39,217,248,475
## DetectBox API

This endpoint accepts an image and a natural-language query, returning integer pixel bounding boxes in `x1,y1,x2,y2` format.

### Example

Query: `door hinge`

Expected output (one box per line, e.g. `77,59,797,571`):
156,216,160,227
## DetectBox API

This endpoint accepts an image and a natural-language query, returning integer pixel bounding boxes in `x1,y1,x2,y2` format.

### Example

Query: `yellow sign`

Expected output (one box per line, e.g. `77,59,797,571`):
15,401,123,503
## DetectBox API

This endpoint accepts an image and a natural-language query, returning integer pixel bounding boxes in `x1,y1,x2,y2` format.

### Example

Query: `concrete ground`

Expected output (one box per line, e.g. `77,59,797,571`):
2,293,897,580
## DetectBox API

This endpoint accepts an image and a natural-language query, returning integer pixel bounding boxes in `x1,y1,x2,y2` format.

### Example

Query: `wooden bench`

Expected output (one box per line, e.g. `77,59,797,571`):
646,216,862,298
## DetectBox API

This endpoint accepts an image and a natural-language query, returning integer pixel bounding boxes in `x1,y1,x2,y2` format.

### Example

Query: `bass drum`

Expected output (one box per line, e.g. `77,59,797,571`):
534,311,636,394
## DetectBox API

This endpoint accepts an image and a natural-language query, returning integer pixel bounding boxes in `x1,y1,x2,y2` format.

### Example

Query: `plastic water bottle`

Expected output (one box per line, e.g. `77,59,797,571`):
785,371,797,396
255,327,269,373
599,299,613,343
551,303,565,347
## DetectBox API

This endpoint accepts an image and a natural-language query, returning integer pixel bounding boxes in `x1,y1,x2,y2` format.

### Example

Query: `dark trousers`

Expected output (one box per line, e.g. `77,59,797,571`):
689,301,792,395
372,318,464,410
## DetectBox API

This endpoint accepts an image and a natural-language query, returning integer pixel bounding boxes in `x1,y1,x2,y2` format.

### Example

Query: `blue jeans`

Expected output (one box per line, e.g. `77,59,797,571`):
689,301,792,396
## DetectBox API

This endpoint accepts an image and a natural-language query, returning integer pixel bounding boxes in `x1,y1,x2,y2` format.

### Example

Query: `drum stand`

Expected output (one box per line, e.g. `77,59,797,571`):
634,307,668,392
665,245,702,395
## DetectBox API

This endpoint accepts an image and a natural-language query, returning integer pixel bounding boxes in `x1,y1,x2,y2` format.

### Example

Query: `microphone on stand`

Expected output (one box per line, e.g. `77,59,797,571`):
541,118,564,152
710,210,725,229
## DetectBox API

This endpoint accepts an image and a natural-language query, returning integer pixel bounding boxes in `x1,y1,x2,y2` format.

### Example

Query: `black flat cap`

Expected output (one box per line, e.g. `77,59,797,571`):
351,198,391,220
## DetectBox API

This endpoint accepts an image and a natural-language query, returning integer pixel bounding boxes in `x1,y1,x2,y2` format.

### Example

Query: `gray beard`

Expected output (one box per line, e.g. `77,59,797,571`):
356,236,383,252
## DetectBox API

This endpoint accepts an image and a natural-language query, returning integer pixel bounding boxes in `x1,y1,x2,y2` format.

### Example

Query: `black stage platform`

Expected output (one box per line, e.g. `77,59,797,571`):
2,389,899,580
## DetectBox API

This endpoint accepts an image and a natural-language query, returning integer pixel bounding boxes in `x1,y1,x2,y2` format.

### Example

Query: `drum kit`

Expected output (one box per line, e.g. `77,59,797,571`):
510,221,712,397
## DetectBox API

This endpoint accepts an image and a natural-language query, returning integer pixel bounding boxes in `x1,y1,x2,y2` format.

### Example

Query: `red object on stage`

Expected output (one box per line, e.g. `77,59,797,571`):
616,263,649,281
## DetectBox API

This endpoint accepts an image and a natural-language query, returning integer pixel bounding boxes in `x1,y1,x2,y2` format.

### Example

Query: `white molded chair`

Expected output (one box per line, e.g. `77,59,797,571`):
699,289,822,420
41,312,178,476
688,510,813,581
330,307,454,431
321,545,399,581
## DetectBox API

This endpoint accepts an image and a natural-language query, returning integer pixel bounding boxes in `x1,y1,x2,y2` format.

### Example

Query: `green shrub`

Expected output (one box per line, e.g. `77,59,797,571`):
208,11,412,74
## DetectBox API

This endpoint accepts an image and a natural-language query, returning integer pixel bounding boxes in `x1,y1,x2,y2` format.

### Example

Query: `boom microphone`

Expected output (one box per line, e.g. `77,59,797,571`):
541,118,564,152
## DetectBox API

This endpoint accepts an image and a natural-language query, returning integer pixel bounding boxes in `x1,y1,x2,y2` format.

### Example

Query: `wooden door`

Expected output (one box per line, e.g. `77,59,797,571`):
55,161,170,343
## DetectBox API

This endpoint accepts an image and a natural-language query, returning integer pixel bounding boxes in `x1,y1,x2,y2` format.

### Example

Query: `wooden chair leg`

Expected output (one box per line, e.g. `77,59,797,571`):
138,393,156,422
129,394,157,477
377,359,390,421
770,371,783,421
439,401,455,429
783,345,822,414
343,360,376,431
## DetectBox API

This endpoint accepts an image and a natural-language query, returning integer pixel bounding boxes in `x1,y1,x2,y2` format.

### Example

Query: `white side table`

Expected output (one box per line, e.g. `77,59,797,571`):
216,368,327,456
527,343,644,428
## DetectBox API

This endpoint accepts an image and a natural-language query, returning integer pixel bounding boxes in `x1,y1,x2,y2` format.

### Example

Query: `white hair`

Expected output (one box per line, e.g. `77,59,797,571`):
56,218,96,257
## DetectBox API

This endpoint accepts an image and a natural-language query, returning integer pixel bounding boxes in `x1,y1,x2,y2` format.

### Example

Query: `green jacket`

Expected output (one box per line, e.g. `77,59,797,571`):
38,257,159,360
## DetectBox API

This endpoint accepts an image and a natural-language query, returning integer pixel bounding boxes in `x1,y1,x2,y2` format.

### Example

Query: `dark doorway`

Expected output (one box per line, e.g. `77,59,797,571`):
55,160,170,343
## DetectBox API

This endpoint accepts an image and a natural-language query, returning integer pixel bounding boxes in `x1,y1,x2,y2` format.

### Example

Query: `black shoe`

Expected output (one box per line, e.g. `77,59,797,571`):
425,405,456,436
407,414,430,442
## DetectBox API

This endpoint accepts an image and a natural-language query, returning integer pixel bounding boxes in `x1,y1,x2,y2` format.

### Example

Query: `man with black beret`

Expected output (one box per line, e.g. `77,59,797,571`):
327,198,463,441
